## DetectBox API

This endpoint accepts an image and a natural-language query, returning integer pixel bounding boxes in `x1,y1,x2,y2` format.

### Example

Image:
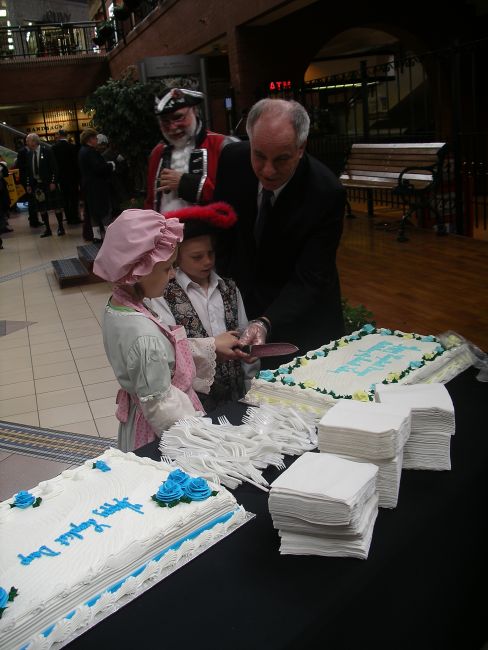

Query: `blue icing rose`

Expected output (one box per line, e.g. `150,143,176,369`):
277,367,291,374
435,345,444,353
259,370,275,381
184,477,212,501
361,323,375,334
94,460,111,472
14,491,35,509
0,588,8,609
347,334,360,341
281,375,295,385
409,360,422,369
155,479,184,504
420,335,435,342
378,328,392,335
167,469,190,488
314,349,326,356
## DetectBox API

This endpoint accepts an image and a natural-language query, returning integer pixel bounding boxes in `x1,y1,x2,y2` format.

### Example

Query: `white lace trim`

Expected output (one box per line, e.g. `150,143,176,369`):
189,337,216,394
138,386,171,403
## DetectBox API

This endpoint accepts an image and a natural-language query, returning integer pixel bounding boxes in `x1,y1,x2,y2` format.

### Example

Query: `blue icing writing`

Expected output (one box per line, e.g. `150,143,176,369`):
92,497,144,518
333,342,422,376
55,518,111,546
18,545,61,566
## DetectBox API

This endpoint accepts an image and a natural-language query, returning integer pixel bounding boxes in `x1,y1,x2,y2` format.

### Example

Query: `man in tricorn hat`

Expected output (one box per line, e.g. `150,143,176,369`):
145,87,236,213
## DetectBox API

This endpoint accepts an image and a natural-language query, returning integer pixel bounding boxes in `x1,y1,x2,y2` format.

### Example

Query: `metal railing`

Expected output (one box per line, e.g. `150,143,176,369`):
271,40,488,236
0,22,109,59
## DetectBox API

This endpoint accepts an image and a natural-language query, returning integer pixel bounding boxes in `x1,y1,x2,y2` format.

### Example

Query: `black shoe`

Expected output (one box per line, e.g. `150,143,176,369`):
30,221,43,228
0,227,13,233
0,238,3,249
40,230,52,238
57,226,66,236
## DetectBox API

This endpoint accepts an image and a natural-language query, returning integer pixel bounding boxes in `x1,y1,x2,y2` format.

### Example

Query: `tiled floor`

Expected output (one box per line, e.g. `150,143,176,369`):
0,207,117,500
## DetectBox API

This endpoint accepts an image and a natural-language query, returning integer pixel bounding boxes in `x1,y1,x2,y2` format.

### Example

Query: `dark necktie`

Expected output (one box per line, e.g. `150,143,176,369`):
33,151,39,177
254,188,274,243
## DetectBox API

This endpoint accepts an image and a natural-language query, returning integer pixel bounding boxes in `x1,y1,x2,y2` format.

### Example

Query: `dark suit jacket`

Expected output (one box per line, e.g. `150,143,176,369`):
214,141,345,355
52,139,79,186
26,144,59,187
78,145,113,221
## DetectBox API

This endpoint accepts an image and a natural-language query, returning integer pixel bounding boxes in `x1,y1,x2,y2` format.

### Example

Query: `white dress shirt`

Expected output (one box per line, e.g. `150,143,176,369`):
150,269,259,382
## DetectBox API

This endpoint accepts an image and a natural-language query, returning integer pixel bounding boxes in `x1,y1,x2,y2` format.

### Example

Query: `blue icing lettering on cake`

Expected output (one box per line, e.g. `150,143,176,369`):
0,448,246,650
248,326,473,413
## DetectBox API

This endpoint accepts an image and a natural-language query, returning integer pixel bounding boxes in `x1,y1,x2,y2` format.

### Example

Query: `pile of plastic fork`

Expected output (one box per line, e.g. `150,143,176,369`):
158,404,319,490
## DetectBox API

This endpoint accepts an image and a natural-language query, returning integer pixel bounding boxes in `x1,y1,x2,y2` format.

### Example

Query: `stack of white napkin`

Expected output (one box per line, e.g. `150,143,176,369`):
268,452,379,559
375,383,455,470
317,400,411,508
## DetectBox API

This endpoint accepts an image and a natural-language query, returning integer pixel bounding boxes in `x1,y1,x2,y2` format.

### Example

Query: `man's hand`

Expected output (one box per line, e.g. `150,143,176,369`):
49,183,56,192
157,168,183,194
239,319,268,347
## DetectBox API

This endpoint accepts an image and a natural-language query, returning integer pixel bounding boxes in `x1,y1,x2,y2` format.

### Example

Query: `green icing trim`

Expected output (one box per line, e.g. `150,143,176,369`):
263,327,447,402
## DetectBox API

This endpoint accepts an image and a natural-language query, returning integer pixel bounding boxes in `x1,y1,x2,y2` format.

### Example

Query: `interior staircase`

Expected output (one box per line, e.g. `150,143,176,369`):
51,242,103,288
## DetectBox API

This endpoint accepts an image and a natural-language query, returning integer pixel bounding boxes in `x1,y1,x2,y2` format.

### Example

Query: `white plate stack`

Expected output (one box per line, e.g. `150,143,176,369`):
317,400,411,508
375,383,455,470
268,452,379,559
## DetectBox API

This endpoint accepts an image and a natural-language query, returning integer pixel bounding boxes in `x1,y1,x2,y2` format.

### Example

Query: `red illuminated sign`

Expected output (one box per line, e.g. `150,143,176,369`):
268,80,292,92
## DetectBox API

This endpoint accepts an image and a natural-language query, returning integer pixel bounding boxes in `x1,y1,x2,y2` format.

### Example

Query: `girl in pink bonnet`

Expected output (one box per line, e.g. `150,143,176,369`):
93,207,241,451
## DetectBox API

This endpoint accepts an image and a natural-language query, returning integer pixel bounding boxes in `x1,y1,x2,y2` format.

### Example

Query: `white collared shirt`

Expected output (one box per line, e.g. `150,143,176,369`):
151,269,249,335
32,145,41,180
149,269,259,382
257,179,290,211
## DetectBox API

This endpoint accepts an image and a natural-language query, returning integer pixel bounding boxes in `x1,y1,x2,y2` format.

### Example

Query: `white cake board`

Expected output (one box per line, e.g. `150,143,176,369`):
43,511,255,649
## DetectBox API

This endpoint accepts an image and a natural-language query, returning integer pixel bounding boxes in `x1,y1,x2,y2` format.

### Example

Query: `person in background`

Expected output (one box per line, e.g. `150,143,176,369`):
52,129,81,225
14,137,42,228
150,202,258,411
78,128,114,243
92,208,244,452
144,87,236,213
97,133,130,221
0,156,11,239
214,98,346,365
25,133,65,238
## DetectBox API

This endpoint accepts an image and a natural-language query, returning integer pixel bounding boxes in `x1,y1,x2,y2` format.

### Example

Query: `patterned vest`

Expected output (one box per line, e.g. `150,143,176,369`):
164,277,246,411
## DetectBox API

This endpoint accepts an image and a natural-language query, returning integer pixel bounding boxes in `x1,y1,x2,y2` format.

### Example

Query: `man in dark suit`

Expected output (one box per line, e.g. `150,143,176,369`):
15,138,42,228
78,128,114,243
52,129,81,224
214,98,345,361
25,134,65,237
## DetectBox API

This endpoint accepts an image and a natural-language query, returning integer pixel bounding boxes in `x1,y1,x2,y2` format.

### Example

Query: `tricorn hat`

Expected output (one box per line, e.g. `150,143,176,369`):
155,88,204,115
165,202,237,239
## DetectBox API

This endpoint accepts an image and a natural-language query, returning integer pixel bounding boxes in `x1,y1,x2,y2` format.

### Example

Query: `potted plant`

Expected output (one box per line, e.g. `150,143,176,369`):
113,4,131,21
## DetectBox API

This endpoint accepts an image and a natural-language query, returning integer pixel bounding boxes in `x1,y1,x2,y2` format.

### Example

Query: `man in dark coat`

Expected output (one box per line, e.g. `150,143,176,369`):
52,129,81,224
25,134,65,237
78,128,114,243
214,98,345,362
15,138,42,228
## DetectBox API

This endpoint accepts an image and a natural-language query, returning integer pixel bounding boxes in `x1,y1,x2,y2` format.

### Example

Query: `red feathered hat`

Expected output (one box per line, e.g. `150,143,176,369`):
164,202,237,240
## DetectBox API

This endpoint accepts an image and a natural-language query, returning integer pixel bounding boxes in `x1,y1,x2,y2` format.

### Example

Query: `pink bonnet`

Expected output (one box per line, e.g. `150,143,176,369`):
93,209,184,284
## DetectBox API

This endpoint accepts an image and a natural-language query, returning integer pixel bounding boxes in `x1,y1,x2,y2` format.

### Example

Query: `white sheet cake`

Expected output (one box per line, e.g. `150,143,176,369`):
0,448,245,650
245,326,473,414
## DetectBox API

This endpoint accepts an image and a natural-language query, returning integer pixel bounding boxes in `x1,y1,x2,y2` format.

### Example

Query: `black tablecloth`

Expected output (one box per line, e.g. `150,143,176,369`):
68,367,488,650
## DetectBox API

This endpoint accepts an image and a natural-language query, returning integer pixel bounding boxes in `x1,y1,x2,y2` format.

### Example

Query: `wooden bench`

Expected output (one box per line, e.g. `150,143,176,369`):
340,142,447,241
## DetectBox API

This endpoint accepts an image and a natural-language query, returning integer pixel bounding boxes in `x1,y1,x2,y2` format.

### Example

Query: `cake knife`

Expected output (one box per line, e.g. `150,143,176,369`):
239,342,299,357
